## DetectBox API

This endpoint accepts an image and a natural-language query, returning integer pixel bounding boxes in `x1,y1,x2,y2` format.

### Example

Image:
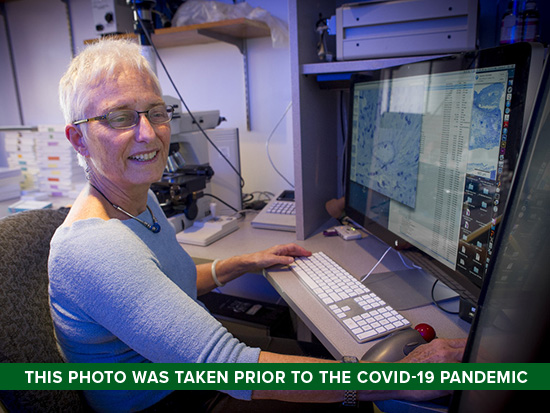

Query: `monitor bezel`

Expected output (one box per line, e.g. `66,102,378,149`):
344,43,538,303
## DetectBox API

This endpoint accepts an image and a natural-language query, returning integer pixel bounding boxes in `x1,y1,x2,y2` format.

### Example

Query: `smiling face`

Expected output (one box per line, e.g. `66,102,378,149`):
79,67,170,194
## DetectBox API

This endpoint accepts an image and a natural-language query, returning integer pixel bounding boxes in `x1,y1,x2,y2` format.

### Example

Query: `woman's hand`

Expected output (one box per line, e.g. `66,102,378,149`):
242,243,312,273
196,244,311,295
398,337,467,364
374,338,467,402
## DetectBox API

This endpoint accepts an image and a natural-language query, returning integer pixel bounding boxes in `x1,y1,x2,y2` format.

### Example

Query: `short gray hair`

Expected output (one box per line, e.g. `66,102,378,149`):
58,37,162,169
59,37,161,124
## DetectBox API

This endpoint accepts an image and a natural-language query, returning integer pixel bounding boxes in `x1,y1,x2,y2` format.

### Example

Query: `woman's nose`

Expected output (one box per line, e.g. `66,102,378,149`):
135,113,156,142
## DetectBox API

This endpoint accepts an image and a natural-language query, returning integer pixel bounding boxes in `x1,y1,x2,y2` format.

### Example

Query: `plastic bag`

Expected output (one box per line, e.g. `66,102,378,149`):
172,0,289,48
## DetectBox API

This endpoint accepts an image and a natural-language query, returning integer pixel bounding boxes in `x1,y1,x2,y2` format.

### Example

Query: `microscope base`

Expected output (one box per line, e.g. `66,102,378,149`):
176,216,239,247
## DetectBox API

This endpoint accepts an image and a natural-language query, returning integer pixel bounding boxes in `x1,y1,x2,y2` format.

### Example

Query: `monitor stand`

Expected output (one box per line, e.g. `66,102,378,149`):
363,268,458,311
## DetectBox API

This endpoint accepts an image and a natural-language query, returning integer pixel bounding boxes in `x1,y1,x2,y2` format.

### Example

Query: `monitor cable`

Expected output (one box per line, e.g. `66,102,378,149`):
360,247,391,283
398,250,460,314
431,279,459,315
131,2,246,189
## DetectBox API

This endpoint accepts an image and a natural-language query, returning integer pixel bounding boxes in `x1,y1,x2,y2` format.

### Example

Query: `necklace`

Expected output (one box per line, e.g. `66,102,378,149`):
89,184,161,233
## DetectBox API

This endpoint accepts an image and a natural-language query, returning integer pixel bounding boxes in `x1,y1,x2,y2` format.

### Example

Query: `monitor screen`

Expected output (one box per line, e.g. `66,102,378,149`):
345,43,543,309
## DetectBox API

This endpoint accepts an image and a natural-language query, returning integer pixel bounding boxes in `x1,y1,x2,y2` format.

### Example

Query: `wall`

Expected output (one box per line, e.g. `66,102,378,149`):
0,0,294,198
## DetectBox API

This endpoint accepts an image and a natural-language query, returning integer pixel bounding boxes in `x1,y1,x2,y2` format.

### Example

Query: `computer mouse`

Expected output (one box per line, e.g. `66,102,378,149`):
362,328,427,362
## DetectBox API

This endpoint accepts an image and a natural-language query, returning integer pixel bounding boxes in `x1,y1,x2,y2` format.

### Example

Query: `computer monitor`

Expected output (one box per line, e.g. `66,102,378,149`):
345,43,543,319
449,57,550,413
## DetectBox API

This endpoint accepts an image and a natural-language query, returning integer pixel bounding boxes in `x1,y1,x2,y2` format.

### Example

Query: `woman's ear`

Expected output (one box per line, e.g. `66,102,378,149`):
65,124,89,157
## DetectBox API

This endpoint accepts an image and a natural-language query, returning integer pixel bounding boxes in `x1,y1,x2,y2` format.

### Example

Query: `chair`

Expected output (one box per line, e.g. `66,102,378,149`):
0,208,87,412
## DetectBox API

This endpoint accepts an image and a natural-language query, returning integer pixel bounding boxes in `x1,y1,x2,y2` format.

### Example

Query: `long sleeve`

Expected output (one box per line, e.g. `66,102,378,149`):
48,193,260,411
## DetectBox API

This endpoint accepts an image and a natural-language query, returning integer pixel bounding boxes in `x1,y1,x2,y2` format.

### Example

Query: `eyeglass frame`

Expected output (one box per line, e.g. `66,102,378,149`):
72,105,174,130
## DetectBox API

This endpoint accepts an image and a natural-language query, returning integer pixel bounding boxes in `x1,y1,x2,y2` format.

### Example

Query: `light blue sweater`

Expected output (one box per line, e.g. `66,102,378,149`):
48,192,260,412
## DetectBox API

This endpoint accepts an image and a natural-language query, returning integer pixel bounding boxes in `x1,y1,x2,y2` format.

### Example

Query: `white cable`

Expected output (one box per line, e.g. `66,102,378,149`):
361,247,392,282
266,101,294,188
397,251,423,270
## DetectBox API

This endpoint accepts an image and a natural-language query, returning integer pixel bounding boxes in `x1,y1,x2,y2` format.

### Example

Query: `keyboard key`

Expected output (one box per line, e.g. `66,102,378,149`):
267,201,296,215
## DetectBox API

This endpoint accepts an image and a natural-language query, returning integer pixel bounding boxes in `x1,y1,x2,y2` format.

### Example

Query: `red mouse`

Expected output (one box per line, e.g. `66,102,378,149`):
415,323,436,342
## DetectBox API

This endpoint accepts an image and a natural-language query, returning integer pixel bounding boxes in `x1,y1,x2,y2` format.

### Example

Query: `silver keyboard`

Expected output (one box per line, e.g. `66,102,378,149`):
289,252,411,343
266,201,296,215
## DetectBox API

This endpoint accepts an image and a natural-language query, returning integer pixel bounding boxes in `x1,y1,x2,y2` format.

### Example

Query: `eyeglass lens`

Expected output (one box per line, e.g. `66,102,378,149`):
107,106,173,129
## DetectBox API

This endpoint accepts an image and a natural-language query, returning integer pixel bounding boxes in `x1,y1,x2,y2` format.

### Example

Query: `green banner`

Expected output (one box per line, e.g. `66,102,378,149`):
0,363,548,391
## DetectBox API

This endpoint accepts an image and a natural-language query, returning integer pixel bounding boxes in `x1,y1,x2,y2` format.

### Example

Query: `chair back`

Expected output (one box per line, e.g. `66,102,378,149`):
0,208,87,412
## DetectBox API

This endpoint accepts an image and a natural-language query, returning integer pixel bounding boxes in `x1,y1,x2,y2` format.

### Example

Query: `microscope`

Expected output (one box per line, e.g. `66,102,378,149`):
152,99,224,227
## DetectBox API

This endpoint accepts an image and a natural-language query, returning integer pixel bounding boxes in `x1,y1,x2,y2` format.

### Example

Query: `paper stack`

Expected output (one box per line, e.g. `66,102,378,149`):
4,131,39,191
35,125,85,197
0,167,22,202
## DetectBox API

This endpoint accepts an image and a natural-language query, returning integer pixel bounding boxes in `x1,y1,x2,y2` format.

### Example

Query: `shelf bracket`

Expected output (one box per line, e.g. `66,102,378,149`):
197,29,245,54
197,29,251,130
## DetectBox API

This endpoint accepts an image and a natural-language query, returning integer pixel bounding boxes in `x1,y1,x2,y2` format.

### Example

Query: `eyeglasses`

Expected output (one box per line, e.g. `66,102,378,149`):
73,105,174,129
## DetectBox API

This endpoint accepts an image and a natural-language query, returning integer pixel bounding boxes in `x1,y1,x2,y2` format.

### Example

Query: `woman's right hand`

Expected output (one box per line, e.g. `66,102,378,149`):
397,337,466,364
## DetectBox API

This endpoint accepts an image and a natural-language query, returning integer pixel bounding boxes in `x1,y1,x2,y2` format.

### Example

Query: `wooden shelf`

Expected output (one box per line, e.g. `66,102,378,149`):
152,18,271,49
86,18,270,49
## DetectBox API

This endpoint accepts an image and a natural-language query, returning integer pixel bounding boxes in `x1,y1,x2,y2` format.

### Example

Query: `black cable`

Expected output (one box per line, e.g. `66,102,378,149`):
431,279,459,315
60,0,76,58
241,193,254,203
131,2,246,189
1,3,24,125
203,193,239,213
340,90,348,195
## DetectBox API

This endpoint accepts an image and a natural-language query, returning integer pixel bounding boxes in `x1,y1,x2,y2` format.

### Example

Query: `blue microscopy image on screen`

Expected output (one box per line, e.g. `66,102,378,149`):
467,82,506,179
353,88,422,209
470,83,505,150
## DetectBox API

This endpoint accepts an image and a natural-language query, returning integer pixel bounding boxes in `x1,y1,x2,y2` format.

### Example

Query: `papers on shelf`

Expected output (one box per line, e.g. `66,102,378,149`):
0,167,22,202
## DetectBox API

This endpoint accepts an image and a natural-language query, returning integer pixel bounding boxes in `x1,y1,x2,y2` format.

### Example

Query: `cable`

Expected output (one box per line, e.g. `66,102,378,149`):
431,279,459,315
1,3,24,125
60,0,76,58
235,208,260,218
243,191,274,203
202,193,239,214
339,90,348,195
361,247,392,282
131,2,246,189
266,101,294,188
241,193,254,203
397,251,423,270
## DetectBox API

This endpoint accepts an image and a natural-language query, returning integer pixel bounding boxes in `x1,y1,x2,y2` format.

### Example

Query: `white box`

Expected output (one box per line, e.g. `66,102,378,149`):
336,0,478,60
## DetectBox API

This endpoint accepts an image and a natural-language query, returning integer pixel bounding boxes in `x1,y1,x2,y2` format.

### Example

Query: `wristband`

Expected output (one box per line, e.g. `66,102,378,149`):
341,356,359,407
211,259,225,287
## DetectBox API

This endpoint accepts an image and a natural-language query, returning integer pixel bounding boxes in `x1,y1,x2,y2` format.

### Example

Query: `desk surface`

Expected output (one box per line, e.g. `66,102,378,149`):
181,214,471,360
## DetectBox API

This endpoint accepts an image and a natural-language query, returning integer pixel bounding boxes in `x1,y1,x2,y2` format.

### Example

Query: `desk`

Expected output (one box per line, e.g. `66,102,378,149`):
181,214,471,360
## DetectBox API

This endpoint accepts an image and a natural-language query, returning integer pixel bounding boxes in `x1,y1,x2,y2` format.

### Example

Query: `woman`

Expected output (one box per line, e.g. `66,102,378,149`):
49,38,465,412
